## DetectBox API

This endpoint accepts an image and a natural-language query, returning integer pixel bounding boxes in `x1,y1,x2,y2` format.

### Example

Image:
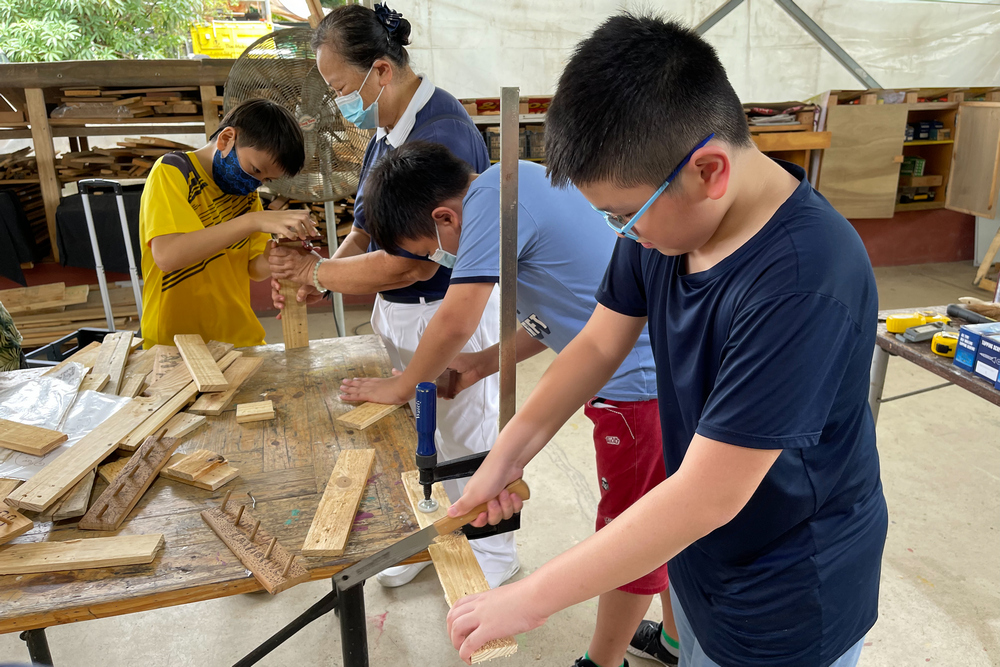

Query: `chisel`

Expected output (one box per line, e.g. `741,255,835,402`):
334,478,530,591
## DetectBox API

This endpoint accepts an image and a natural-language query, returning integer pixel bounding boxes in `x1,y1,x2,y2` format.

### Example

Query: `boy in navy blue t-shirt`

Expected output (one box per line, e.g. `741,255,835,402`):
445,13,888,667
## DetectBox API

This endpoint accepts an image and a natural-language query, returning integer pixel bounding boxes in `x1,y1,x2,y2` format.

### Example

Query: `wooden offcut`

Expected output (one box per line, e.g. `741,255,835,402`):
174,334,230,392
97,456,131,484
280,280,309,349
201,504,308,594
0,283,64,314
337,402,401,430
78,434,181,531
0,534,164,574
6,396,172,512
160,453,239,491
401,470,519,663
92,331,135,395
235,401,274,424
118,348,157,398
0,506,32,546
150,345,181,384
79,373,110,392
301,449,376,557
0,419,68,456
164,448,225,481
144,341,233,396
163,413,207,439
188,356,263,416
50,470,96,521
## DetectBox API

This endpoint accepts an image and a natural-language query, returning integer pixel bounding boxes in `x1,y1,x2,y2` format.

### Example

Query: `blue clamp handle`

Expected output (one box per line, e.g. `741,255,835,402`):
415,381,437,457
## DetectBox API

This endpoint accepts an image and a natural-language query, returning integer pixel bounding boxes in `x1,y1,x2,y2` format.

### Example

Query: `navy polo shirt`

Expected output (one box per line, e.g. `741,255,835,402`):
596,161,888,667
353,86,490,301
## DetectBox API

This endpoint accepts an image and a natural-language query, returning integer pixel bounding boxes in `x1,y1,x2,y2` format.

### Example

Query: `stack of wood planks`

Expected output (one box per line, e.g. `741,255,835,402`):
0,147,36,181
56,137,194,182
6,282,140,349
56,87,202,120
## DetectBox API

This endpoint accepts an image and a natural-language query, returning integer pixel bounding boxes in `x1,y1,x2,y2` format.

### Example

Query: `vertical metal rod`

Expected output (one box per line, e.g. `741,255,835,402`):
498,87,519,431
695,0,746,35
20,628,53,666
338,583,370,667
79,191,116,331
325,200,346,338
868,344,890,425
114,191,143,322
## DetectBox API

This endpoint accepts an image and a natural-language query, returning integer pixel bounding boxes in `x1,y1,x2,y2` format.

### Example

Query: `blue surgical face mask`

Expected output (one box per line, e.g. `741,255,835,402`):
430,225,456,268
334,65,384,130
212,143,261,196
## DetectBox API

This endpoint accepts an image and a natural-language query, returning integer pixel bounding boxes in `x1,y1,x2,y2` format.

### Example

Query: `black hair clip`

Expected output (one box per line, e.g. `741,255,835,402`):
374,3,402,34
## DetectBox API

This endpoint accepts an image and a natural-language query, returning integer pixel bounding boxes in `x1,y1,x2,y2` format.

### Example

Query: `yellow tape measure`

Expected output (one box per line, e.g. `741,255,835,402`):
931,331,958,357
886,311,950,334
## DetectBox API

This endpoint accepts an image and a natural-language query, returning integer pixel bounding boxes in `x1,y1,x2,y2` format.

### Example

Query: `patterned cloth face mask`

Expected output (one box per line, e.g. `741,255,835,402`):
212,142,262,196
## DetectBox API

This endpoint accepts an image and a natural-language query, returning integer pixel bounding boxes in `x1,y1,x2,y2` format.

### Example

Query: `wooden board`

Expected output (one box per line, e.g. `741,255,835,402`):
41,341,102,376
50,470,96,521
97,456,131,484
144,342,234,397
188,356,263,416
0,419,67,456
0,478,22,501
150,345,181,384
236,401,274,424
160,455,239,490
163,413,206,439
401,470,518,663
0,534,164,574
0,505,32,546
91,331,134,395
174,334,230,392
751,130,830,152
818,104,909,219
164,448,225,481
0,283,64,314
78,435,181,531
301,449,376,557
121,351,241,451
279,280,309,349
946,102,1000,220
201,505,309,594
79,373,110,392
119,348,157,398
6,396,173,512
336,402,401,430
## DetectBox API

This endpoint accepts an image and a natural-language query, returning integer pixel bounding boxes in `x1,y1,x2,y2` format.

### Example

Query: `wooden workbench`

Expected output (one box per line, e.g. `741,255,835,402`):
0,336,424,652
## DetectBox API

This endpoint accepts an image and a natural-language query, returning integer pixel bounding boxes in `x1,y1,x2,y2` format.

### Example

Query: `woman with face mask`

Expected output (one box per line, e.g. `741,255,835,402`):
267,3,516,590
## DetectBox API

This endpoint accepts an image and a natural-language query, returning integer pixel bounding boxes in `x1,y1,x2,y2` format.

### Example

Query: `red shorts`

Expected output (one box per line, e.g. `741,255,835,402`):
585,396,669,595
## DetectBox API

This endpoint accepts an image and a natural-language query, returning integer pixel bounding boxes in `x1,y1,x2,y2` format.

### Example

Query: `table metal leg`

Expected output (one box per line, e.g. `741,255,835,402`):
20,628,53,666
233,581,368,667
869,344,890,425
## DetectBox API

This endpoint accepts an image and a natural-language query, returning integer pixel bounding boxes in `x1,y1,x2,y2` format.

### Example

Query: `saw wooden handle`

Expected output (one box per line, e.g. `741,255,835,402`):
433,479,531,536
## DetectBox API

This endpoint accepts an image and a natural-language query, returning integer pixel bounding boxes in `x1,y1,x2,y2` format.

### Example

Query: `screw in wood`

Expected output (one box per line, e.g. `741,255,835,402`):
249,519,260,542
281,554,295,577
96,504,108,519
263,537,277,560
220,488,232,513
234,504,245,526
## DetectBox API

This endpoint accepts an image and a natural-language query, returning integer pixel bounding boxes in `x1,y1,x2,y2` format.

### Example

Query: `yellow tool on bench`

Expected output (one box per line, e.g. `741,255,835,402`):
886,311,949,334
931,331,958,358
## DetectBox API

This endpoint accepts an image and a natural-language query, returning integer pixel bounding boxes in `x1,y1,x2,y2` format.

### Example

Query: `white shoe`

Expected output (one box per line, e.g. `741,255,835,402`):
375,561,433,588
481,554,520,589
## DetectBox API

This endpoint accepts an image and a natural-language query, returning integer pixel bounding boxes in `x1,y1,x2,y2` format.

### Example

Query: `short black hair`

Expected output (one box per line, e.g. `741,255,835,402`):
365,141,472,255
545,13,752,189
312,3,412,69
211,98,305,176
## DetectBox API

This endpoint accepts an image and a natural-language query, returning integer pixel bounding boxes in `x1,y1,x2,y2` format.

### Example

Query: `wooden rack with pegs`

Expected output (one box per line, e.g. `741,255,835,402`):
200,492,308,595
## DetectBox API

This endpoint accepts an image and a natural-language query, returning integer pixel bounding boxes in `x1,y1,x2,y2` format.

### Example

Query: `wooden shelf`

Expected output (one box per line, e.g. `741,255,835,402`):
904,140,954,146
752,131,831,152
899,175,944,187
52,124,205,138
749,123,812,133
904,102,960,111
472,114,547,126
0,179,40,185
48,115,204,127
895,201,946,212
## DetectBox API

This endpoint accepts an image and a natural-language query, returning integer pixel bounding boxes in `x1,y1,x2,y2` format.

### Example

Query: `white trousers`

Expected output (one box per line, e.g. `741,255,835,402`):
370,290,517,575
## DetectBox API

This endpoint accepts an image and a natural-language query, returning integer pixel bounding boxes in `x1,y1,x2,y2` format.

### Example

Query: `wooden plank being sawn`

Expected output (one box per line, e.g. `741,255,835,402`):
91,331,134,395
301,449,376,557
120,350,241,451
188,356,264,415
401,470,519,663
0,534,164,574
5,396,172,512
174,334,230,392
0,419,67,456
201,502,308,594
279,281,309,349
78,434,181,531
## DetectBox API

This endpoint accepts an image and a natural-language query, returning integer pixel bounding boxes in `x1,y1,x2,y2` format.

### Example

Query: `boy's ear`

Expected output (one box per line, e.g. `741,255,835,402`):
690,146,731,202
215,127,237,155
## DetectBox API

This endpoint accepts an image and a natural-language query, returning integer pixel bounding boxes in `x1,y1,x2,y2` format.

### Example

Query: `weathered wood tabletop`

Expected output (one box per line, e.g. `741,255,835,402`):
0,336,426,634
878,306,1000,408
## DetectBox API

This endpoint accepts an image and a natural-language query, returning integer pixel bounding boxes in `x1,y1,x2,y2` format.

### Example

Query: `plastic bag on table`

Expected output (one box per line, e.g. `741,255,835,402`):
0,362,85,428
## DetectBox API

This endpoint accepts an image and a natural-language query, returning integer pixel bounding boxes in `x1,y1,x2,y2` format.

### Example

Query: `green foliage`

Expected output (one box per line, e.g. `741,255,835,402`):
0,0,229,62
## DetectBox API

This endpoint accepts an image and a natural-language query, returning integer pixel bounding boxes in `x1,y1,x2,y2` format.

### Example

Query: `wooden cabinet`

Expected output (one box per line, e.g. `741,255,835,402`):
817,92,1000,221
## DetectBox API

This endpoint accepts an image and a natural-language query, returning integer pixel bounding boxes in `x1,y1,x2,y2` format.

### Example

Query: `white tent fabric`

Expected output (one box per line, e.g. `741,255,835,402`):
399,0,1000,102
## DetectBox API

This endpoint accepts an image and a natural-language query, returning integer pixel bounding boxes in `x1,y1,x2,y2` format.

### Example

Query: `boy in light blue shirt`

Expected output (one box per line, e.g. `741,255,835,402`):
339,141,680,667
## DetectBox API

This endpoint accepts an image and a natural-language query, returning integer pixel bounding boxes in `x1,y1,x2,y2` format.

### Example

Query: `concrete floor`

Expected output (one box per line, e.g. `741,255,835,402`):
2,261,998,666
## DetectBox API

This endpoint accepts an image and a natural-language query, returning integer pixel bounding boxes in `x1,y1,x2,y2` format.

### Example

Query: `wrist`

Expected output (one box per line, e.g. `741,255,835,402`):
311,257,327,293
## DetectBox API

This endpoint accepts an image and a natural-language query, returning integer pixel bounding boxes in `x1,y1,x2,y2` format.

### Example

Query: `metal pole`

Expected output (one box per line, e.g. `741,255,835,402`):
498,87,519,431
772,0,881,89
114,191,143,322
868,344,890,425
79,191,116,331
20,628,53,666
695,0,746,35
325,200,346,338
338,583,369,667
